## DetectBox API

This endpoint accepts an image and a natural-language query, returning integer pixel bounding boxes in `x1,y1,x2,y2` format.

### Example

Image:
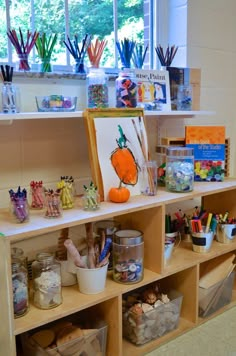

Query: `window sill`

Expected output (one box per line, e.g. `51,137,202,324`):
13,70,118,81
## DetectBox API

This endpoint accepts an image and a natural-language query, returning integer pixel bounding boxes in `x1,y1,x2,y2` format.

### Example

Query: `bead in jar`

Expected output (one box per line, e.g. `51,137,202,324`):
32,252,62,309
165,147,194,192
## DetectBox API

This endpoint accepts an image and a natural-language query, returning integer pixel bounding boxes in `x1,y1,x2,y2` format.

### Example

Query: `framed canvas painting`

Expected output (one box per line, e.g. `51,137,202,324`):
83,108,149,201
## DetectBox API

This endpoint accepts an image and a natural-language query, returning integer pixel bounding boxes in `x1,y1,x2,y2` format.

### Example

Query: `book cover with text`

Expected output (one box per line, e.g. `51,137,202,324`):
135,69,171,111
185,126,225,182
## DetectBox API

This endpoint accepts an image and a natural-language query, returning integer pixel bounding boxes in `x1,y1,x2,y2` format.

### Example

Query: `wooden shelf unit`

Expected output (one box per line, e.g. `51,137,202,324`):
1,180,236,356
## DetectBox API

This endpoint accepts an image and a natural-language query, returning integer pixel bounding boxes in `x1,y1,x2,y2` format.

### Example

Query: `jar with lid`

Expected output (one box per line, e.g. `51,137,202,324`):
116,68,137,108
165,147,194,192
86,67,108,108
32,252,62,309
11,247,28,269
11,258,29,318
113,229,144,284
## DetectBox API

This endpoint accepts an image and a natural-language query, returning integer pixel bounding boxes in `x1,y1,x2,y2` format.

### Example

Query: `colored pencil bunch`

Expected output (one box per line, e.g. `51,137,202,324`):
155,45,178,67
87,38,107,68
35,33,57,72
7,28,39,71
63,34,91,74
116,38,136,68
0,65,13,83
132,43,148,68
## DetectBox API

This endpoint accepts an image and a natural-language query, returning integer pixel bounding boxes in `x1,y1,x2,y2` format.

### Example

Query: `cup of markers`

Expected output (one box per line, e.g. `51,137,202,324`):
190,212,217,253
216,212,236,244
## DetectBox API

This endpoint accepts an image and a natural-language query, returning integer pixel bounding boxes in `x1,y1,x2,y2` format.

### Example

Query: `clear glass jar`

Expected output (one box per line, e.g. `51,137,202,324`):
1,82,18,113
17,53,30,71
9,193,30,223
87,67,108,108
116,68,137,108
165,147,194,192
32,252,62,309
30,181,44,209
82,190,100,211
113,229,144,284
12,258,29,318
11,247,28,269
40,58,53,73
177,84,192,111
44,190,62,218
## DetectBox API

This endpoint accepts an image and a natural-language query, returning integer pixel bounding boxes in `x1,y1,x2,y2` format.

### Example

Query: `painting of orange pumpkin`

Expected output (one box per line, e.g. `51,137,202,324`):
110,124,139,186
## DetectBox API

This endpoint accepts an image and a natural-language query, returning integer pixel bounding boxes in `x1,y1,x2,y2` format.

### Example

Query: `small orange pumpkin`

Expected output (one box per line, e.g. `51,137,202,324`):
108,186,130,203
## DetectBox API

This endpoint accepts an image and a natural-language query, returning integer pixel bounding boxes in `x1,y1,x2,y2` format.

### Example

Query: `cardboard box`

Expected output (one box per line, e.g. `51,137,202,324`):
166,67,201,110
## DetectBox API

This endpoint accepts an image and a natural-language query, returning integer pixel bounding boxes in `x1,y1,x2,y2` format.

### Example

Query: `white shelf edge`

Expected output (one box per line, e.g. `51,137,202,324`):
144,110,215,117
0,111,83,121
0,110,214,122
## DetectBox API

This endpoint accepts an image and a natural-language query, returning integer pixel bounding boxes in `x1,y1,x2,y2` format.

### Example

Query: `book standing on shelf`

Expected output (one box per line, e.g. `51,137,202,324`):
185,126,225,182
135,69,171,111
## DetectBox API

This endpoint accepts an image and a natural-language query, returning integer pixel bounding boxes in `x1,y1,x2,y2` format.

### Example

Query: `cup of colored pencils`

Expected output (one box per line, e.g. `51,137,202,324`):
132,43,148,69
155,44,178,67
0,64,19,113
87,38,107,68
35,33,57,73
7,28,39,71
116,37,136,68
63,34,91,74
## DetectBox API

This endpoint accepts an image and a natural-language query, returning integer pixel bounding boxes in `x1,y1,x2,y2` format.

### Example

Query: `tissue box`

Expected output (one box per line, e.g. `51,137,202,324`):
123,290,183,345
199,271,235,317
21,320,107,356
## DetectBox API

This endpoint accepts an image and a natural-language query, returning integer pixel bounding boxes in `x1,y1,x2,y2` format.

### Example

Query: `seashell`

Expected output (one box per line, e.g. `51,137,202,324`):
161,293,170,303
141,302,153,313
129,303,143,315
154,299,164,308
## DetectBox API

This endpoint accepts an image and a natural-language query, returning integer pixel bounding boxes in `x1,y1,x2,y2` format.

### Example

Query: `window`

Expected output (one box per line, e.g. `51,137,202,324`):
1,0,151,71
1,0,185,72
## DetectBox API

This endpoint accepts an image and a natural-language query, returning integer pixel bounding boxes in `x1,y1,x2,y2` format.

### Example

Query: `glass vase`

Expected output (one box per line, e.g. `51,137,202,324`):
17,53,30,71
1,82,18,113
40,58,53,73
74,59,86,74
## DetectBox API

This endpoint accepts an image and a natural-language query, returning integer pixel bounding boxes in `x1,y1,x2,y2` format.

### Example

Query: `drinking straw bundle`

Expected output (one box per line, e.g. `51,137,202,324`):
7,28,39,71
132,43,148,69
35,33,57,72
87,38,107,68
155,44,178,66
116,37,136,68
63,33,91,73
0,64,13,83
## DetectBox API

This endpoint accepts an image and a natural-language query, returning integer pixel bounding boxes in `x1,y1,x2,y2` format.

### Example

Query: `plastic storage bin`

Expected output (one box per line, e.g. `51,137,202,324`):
199,271,235,317
21,321,108,356
123,290,183,345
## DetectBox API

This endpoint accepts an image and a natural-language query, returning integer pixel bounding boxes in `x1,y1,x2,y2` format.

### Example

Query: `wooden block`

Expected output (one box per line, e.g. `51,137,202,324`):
160,137,185,146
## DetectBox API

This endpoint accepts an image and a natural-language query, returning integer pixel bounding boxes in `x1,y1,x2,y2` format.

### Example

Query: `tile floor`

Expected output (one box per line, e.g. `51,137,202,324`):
145,306,236,356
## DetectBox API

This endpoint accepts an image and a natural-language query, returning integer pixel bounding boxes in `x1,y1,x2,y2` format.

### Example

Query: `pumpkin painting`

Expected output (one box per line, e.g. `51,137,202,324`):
110,124,139,185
